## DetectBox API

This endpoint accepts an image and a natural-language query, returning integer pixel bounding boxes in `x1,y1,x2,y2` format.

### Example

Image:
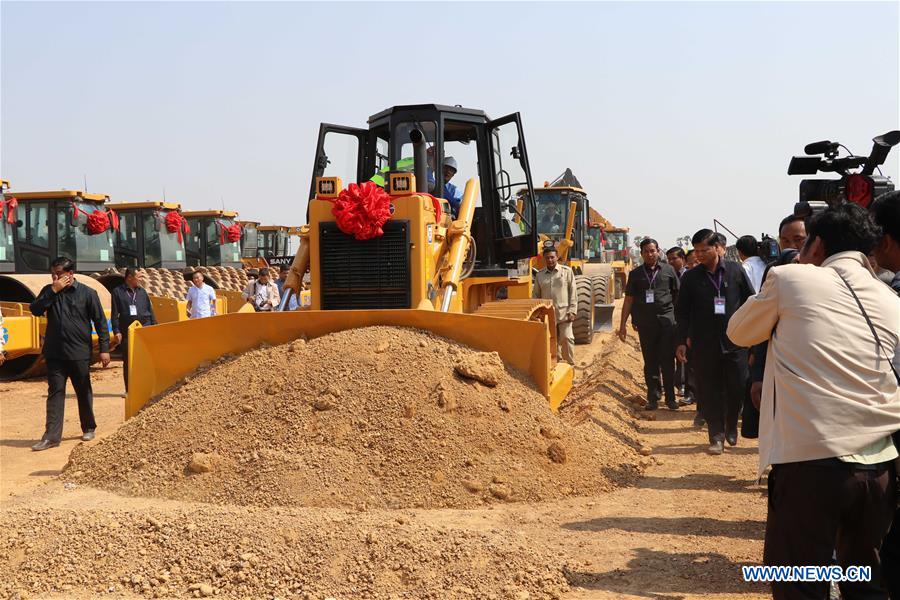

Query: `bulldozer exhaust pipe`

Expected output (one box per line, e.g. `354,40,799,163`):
410,129,429,194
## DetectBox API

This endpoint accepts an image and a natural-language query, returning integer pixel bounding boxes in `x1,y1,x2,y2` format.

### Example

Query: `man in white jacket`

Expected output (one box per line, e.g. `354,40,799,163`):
728,204,900,600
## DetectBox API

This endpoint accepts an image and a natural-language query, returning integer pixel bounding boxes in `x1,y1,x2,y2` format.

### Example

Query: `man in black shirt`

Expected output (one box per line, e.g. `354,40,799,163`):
618,238,680,410
29,257,110,451
110,268,157,392
675,229,754,455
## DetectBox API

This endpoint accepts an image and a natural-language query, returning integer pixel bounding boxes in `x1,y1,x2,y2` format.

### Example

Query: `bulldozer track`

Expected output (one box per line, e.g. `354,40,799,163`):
474,299,558,358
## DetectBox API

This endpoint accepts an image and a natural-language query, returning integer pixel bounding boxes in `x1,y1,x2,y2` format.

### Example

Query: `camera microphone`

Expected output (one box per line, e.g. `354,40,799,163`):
804,140,836,156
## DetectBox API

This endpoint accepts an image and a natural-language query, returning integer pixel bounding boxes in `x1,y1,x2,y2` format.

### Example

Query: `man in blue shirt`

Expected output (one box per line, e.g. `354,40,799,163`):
425,150,463,218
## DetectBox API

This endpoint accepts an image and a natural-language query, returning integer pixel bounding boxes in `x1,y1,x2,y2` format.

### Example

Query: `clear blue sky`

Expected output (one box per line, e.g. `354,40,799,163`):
2,1,898,249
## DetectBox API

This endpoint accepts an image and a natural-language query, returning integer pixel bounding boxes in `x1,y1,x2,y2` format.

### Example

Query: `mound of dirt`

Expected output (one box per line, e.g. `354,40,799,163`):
65,326,642,509
0,502,571,600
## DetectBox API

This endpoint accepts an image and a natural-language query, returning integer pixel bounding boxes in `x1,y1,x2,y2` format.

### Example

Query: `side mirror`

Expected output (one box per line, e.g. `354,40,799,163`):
510,146,521,160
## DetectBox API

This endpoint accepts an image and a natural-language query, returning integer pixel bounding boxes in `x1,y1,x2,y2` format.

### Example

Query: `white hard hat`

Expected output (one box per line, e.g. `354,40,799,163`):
443,156,458,172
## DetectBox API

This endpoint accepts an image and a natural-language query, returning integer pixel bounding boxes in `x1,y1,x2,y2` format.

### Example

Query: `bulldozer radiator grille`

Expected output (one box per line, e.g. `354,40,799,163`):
319,221,411,310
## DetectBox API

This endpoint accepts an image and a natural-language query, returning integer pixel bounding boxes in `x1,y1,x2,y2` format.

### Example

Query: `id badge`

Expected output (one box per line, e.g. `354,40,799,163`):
645,290,655,304
129,305,138,316
713,297,726,315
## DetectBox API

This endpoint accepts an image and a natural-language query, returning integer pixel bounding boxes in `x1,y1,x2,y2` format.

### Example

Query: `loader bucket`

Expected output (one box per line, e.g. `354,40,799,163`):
125,309,573,418
594,302,615,332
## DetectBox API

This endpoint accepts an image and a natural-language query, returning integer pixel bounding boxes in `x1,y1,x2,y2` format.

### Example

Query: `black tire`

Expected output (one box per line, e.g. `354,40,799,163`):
591,274,612,305
573,274,595,345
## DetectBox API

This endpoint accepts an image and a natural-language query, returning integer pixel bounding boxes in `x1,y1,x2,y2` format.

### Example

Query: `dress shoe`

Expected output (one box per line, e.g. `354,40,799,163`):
665,399,679,410
708,440,724,455
679,394,694,406
81,430,96,442
693,413,705,428
726,431,738,447
644,401,659,411
31,439,60,452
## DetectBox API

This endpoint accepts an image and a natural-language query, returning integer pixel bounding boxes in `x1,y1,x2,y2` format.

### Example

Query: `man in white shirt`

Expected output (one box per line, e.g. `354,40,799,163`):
736,235,767,293
186,271,217,319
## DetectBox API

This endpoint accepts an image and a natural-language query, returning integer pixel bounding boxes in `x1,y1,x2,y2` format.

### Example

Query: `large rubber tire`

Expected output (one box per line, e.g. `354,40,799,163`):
591,274,612,305
573,274,595,345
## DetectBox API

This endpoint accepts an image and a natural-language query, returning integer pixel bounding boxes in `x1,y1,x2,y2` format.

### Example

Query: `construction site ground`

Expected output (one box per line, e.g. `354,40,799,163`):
0,301,770,600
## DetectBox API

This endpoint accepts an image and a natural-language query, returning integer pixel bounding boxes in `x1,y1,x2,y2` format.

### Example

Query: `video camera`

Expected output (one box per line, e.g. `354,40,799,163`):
757,235,779,262
789,130,900,219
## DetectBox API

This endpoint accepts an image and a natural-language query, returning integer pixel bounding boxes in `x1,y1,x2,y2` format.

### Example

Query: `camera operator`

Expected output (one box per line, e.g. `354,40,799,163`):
728,203,900,600
872,190,900,294
748,215,808,410
241,267,280,312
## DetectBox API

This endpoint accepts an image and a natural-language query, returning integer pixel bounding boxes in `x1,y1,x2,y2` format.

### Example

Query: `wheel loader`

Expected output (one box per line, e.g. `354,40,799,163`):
124,103,573,418
529,169,616,343
587,207,632,299
0,187,118,380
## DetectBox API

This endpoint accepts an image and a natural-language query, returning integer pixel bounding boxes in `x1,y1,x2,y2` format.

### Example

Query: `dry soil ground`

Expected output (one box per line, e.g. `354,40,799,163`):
0,303,771,599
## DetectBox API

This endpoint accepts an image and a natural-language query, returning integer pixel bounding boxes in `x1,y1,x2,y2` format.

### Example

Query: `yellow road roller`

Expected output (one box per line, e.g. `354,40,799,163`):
0,187,118,380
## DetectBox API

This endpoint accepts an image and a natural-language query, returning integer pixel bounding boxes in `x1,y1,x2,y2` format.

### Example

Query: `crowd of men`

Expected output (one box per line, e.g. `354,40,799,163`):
619,191,900,600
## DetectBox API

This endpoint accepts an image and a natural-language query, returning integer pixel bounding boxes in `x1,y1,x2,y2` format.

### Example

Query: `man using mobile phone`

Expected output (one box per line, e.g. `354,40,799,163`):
28,257,110,451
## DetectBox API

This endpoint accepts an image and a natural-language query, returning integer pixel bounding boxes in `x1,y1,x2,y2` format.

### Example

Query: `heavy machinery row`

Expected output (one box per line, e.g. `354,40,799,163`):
0,103,632,412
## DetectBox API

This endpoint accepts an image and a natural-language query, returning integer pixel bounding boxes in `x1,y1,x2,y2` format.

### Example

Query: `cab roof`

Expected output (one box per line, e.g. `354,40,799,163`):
257,225,289,232
537,185,588,195
368,103,488,125
182,210,239,219
106,201,181,211
4,190,109,203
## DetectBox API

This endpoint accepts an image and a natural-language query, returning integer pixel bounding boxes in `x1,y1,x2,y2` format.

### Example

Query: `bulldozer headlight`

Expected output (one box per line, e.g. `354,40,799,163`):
316,177,342,198
389,172,414,196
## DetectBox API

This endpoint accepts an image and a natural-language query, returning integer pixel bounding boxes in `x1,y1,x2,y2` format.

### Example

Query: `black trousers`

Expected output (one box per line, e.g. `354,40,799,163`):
881,506,900,600
43,358,96,443
637,320,676,404
694,348,747,443
765,461,896,600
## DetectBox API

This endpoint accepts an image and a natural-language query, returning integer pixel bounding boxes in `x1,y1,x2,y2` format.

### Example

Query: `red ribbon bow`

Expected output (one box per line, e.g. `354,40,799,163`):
165,211,190,244
331,181,392,241
82,206,119,235
216,221,242,245
1,197,17,226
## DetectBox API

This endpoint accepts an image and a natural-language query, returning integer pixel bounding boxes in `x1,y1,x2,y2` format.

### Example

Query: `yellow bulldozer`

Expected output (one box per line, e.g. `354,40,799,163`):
124,103,574,418
530,169,616,342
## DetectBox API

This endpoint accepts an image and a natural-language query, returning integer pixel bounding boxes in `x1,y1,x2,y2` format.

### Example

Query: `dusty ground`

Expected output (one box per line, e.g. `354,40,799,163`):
0,302,770,599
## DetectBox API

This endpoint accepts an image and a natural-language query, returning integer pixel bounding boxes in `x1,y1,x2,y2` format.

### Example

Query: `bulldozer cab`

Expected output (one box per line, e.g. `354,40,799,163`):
106,202,188,269
257,226,291,258
533,186,589,261
308,104,538,273
182,210,243,269
604,229,630,262
1,189,116,274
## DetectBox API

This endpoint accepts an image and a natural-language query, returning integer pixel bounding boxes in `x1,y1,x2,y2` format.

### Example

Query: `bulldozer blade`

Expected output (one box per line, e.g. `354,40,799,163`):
594,303,615,332
125,309,573,419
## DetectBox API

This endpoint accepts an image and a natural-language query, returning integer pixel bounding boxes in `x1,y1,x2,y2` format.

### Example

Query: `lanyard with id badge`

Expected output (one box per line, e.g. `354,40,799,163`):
644,265,660,304
707,270,726,315
127,288,138,317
